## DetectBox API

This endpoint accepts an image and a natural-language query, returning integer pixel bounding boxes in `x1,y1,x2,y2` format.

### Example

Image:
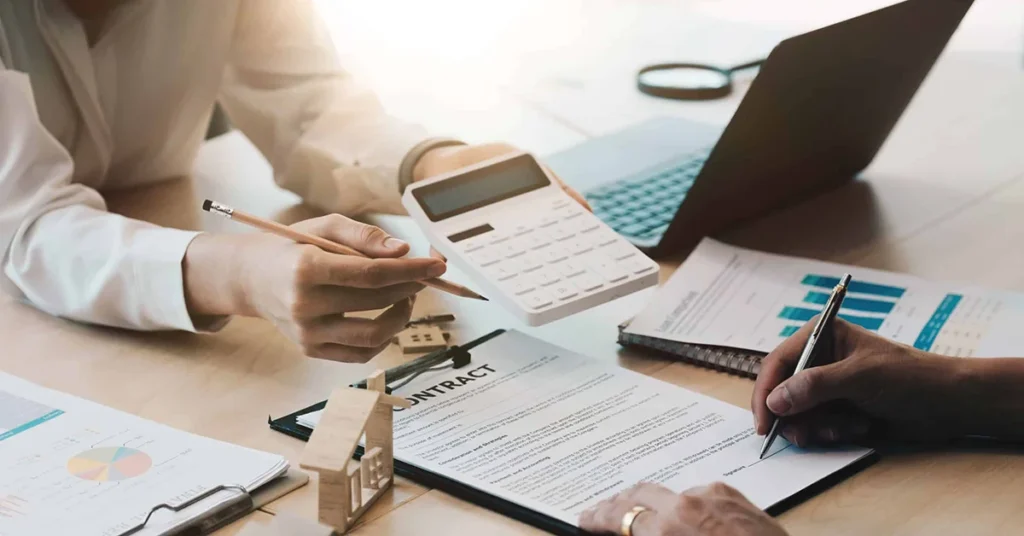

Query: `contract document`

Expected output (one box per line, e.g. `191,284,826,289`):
299,330,872,527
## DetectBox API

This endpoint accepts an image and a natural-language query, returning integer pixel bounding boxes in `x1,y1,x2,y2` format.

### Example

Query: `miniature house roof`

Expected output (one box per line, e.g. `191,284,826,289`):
299,386,411,474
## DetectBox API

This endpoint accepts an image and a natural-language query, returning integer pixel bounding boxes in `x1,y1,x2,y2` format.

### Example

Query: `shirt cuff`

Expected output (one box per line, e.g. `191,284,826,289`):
131,228,231,333
397,137,467,194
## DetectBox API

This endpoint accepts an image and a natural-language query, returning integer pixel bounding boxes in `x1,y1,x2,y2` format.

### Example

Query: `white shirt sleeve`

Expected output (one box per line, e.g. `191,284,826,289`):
218,0,428,216
0,64,216,332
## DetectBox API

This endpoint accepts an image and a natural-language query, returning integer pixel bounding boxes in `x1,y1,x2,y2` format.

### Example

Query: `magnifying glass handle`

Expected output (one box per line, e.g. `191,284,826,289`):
729,59,765,73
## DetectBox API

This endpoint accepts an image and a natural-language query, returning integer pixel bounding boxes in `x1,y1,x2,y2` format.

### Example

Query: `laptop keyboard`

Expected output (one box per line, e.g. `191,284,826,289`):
584,150,711,243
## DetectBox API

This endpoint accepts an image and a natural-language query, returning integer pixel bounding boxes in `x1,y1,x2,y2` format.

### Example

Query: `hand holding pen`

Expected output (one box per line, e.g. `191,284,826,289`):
758,274,851,458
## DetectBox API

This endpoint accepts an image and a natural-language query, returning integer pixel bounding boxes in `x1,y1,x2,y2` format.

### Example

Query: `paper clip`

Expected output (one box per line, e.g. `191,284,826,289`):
350,345,473,394
115,484,252,536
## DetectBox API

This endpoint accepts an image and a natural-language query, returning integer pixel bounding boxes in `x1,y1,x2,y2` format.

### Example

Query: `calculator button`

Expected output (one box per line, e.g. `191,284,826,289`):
521,291,554,310
621,257,656,274
604,243,638,261
557,260,586,278
508,279,537,295
567,238,593,256
488,260,522,280
519,254,544,272
539,216,559,227
589,232,619,247
534,271,562,286
550,282,579,300
578,220,601,233
520,233,551,250
512,224,533,236
488,232,511,245
571,272,604,292
471,249,501,267
551,199,571,209
548,226,575,241
560,209,584,221
461,238,486,253
498,242,527,258
592,260,629,282
541,248,569,264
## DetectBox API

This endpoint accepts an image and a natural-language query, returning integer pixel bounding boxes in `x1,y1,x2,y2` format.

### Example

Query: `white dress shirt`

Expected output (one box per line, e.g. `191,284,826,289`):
0,0,431,332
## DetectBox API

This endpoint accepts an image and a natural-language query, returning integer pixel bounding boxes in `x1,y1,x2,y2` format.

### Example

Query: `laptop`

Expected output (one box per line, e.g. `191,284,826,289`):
545,0,974,257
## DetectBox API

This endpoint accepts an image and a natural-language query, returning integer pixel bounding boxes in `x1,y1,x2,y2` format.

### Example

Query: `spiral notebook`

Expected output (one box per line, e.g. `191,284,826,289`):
619,238,1024,378
618,320,765,378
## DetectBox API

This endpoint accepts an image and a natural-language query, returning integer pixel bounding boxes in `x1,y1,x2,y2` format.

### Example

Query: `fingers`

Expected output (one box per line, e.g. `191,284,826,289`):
579,483,677,535
292,282,424,317
542,163,592,212
428,246,447,261
778,406,872,447
752,320,816,433
767,361,854,417
305,251,446,288
299,214,410,258
304,298,414,355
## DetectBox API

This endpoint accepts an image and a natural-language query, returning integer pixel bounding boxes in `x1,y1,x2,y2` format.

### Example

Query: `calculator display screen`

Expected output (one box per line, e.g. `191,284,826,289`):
413,153,551,221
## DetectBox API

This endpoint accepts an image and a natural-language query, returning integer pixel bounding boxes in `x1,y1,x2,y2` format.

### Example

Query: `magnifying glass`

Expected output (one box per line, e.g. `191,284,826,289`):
637,59,765,101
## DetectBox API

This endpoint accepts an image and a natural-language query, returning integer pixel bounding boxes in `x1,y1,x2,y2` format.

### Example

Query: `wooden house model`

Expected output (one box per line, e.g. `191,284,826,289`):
299,371,410,533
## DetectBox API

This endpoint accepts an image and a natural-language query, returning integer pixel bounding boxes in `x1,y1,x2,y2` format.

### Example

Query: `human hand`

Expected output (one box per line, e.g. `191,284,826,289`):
752,318,963,445
186,215,446,362
580,482,787,536
414,142,591,210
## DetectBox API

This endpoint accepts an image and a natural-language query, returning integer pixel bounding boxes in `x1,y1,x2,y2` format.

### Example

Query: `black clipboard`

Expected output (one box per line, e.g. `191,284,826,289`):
269,329,577,535
269,329,877,535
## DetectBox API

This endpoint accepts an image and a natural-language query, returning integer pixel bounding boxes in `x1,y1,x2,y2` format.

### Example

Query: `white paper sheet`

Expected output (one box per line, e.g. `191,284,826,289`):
300,330,871,526
626,238,1024,357
0,372,288,536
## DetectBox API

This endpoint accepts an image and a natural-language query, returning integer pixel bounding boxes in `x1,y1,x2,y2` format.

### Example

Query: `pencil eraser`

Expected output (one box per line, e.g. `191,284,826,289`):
202,199,212,212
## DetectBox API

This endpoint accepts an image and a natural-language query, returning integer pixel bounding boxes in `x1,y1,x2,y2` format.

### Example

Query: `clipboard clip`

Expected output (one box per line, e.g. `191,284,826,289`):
115,484,253,536
350,344,473,394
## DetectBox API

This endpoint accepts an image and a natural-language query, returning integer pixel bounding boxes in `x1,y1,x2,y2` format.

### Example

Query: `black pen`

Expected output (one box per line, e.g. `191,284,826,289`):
759,273,852,459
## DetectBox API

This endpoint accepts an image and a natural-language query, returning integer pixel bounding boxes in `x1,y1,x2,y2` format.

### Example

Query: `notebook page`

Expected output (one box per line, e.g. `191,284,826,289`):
300,330,871,526
625,238,1024,357
0,372,288,536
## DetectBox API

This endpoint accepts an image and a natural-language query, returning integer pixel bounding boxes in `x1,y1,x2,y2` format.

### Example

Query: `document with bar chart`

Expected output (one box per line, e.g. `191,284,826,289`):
626,238,1024,358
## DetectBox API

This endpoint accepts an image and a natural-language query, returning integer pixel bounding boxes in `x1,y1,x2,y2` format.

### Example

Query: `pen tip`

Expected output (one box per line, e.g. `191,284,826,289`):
202,199,213,212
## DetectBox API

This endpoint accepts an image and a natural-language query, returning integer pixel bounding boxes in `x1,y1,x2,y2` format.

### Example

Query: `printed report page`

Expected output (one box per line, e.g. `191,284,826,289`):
626,238,1024,357
301,330,871,526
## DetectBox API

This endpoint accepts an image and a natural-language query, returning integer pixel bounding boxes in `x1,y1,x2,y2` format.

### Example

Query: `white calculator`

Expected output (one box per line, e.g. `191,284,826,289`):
402,152,659,326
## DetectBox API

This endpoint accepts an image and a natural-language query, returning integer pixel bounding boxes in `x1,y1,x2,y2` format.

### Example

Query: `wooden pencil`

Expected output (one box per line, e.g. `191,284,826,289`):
202,200,487,301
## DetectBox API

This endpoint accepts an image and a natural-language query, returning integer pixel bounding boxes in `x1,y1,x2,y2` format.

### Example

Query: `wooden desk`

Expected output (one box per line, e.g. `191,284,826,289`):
3,7,1024,535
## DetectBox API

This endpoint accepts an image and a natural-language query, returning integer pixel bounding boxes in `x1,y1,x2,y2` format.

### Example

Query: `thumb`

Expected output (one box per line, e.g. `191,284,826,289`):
307,215,410,258
766,362,853,417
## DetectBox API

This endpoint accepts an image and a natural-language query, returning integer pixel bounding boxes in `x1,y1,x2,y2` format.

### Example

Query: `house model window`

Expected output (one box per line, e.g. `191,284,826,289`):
299,371,411,533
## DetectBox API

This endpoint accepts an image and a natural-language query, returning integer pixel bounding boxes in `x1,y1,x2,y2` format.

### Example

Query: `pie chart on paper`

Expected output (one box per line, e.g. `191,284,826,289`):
67,447,152,482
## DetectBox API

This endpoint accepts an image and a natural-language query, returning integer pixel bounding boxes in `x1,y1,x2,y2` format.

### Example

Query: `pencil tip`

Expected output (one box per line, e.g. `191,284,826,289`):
202,199,213,212
477,295,489,302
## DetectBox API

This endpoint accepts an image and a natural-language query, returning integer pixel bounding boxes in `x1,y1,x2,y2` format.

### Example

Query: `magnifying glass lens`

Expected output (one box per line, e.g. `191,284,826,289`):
637,66,731,91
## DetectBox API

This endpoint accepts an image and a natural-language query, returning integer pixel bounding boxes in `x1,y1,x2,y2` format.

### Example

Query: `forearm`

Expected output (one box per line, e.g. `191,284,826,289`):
946,358,1024,440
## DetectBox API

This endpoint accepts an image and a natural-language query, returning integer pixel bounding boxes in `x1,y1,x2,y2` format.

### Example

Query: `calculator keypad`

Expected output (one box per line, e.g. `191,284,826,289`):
453,199,657,312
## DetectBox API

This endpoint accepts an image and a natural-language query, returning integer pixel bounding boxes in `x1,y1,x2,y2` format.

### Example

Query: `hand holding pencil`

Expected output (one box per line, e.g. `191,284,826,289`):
187,200,484,363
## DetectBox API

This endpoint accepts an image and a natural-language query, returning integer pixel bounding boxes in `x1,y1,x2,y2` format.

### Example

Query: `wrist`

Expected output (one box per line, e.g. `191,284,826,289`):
400,138,466,191
940,357,1024,439
183,234,249,318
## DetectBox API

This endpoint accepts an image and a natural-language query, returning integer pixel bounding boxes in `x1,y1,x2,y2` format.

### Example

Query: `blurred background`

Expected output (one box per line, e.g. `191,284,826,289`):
297,0,1024,150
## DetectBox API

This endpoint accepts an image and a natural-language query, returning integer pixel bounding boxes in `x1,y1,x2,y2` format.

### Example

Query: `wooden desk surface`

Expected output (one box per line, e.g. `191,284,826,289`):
3,6,1024,534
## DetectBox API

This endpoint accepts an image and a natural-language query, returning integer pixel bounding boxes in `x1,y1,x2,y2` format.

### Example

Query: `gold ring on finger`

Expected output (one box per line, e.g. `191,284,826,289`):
620,506,648,536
